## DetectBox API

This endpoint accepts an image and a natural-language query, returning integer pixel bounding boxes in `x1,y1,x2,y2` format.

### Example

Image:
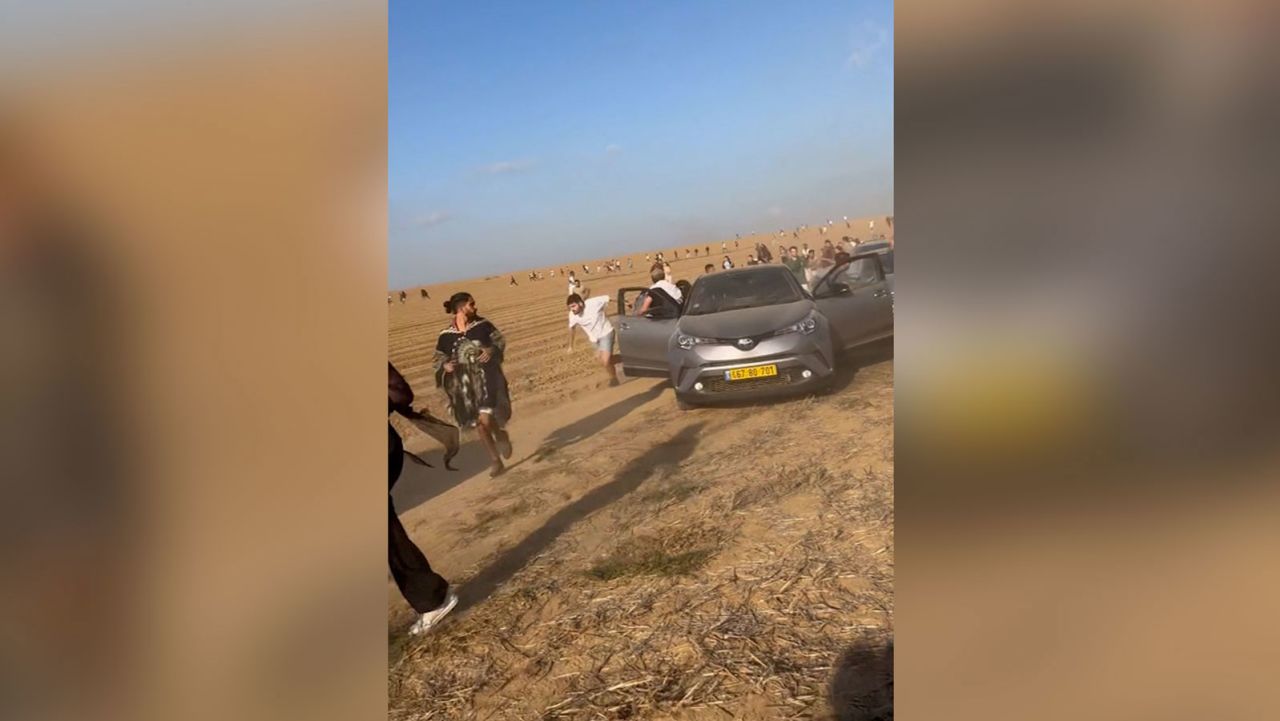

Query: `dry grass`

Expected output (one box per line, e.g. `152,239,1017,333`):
390,446,893,720
586,524,725,581
467,497,541,536
636,480,704,507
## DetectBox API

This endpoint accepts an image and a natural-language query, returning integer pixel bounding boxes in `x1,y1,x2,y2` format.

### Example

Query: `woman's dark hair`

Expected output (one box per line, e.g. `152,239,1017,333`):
566,293,584,306
443,292,473,314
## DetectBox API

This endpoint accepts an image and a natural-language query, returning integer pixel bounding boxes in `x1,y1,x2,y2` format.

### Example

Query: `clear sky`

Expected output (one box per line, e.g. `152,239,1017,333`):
389,0,893,287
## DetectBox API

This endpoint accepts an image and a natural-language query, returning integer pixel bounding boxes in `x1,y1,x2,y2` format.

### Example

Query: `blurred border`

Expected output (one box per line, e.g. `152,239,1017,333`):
2,3,386,721
898,0,1280,718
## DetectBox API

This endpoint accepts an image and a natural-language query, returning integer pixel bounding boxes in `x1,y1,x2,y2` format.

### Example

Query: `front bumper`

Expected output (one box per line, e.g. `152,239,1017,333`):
669,332,836,402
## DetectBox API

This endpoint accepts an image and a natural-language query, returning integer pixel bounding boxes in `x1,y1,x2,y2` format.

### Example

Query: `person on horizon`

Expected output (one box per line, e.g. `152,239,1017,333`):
420,288,430,299
434,292,513,478
721,255,734,270
399,290,407,303
567,270,582,297
704,245,710,256
566,293,620,386
508,275,518,286
703,263,714,275
389,362,457,635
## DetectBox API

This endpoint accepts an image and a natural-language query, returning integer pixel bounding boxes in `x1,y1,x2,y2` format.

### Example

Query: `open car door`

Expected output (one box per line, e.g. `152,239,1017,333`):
811,254,894,351
615,287,679,378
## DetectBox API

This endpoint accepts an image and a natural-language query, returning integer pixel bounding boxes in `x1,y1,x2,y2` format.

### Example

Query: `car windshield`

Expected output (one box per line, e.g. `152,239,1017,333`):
684,269,803,315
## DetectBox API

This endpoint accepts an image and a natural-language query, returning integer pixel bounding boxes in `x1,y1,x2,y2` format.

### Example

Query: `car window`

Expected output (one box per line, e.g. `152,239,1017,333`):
840,257,882,285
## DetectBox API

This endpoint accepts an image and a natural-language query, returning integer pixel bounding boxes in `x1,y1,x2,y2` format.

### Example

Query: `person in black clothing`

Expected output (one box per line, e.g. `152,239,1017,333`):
389,362,458,635
434,292,514,477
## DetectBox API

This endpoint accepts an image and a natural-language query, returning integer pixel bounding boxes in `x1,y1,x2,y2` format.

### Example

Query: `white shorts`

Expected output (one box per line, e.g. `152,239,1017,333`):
593,331,615,354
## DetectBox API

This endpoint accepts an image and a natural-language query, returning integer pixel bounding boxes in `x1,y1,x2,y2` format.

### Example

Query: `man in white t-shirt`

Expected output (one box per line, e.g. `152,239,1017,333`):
636,264,683,316
567,293,619,385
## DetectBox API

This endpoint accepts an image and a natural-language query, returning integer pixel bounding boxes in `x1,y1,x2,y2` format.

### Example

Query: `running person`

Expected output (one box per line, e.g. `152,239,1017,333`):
566,293,620,385
389,362,457,635
434,292,514,477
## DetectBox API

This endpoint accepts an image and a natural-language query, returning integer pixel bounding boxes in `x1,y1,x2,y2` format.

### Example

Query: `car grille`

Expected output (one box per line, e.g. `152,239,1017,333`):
702,370,797,393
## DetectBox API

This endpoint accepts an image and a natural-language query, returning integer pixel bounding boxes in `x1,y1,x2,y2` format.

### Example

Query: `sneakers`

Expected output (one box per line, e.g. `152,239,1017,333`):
489,460,506,478
408,591,459,636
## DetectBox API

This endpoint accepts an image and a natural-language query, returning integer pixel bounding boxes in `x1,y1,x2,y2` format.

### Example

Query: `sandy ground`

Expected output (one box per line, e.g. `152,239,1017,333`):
388,220,893,720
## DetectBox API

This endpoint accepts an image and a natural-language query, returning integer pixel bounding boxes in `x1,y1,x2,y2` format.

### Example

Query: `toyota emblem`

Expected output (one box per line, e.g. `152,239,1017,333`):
736,338,755,349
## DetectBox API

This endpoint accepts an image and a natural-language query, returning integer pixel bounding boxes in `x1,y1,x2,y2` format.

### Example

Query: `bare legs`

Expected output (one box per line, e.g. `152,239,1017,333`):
477,413,511,476
597,349,619,385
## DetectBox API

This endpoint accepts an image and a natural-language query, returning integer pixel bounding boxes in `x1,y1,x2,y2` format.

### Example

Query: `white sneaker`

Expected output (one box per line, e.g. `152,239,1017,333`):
408,591,459,636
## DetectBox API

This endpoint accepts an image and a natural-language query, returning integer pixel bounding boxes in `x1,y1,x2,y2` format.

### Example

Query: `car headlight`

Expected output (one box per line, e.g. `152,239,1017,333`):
676,334,715,350
780,314,818,335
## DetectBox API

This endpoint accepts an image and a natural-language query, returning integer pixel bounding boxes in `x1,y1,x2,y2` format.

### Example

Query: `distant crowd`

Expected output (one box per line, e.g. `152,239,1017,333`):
388,217,892,304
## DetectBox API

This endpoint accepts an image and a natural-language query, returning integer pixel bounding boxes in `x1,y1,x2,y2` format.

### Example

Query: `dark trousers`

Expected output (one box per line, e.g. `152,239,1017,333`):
390,428,450,613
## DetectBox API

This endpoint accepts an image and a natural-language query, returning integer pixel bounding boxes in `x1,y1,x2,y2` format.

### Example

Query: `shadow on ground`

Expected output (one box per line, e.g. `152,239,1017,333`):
454,422,705,614
503,379,666,472
829,634,894,721
391,438,495,514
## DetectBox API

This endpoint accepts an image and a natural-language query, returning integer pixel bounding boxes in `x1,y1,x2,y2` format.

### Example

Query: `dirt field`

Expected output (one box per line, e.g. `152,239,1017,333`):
388,222,893,720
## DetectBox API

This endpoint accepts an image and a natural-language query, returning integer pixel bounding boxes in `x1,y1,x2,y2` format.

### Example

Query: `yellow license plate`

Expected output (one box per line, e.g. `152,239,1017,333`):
726,364,778,381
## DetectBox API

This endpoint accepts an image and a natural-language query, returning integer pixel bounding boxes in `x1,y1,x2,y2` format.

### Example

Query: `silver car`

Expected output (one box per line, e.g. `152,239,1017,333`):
616,257,893,409
852,240,894,275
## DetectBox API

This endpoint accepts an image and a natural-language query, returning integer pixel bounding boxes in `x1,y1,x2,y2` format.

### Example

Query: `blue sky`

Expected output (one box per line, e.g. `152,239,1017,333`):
389,0,893,287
